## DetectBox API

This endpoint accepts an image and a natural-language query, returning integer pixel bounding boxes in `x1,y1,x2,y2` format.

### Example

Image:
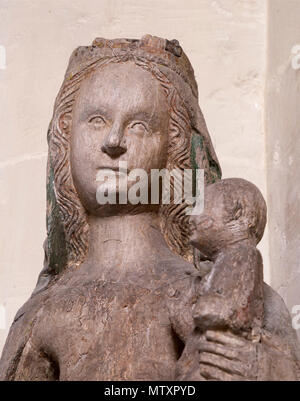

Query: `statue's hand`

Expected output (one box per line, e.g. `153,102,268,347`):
197,330,258,381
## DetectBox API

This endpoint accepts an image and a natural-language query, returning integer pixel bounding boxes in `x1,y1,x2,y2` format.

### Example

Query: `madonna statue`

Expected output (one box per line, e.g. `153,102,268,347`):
0,35,299,381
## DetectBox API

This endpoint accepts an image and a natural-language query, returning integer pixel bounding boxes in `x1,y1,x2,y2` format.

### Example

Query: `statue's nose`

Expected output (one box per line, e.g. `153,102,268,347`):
101,123,127,158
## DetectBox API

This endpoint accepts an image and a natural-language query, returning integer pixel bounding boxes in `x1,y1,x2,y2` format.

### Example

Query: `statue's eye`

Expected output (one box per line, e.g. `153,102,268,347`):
88,116,106,128
128,121,149,134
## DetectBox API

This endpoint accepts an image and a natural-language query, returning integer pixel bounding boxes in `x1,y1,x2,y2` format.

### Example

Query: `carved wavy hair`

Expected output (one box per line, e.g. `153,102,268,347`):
48,54,196,273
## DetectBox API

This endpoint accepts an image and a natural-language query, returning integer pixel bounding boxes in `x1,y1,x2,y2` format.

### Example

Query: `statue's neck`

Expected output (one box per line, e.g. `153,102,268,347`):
83,212,172,281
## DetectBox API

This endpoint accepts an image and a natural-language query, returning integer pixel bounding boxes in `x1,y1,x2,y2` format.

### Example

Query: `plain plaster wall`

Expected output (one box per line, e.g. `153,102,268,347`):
0,0,269,353
266,0,300,340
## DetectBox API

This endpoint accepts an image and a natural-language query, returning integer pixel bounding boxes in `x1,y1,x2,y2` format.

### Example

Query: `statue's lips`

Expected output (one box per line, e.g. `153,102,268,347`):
96,167,128,181
97,166,128,173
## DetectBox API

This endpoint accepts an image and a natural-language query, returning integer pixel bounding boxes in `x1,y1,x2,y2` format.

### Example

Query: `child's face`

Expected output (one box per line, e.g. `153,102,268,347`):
189,187,228,256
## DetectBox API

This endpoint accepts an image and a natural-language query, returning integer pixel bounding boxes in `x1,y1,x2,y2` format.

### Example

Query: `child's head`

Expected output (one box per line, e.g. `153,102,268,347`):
189,178,267,257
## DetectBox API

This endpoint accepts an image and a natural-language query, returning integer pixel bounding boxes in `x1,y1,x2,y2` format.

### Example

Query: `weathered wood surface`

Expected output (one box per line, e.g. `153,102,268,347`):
0,35,299,381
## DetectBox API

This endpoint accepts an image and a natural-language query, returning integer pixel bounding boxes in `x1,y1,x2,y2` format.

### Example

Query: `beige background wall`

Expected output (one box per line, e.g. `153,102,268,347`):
266,0,300,335
1,0,295,354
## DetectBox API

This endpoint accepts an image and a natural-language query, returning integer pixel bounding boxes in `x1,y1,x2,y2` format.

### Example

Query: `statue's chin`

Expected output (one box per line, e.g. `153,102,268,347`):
92,177,158,217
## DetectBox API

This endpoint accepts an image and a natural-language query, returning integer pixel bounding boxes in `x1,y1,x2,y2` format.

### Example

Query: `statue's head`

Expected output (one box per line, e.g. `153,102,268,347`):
69,61,169,217
43,35,221,281
190,178,267,258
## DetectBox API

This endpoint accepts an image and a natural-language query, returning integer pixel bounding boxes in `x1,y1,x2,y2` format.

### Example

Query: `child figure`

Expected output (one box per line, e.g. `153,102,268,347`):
174,178,267,381
189,177,267,334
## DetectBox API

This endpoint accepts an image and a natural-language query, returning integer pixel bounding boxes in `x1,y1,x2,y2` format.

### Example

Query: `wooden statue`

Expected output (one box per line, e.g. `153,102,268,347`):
0,36,299,381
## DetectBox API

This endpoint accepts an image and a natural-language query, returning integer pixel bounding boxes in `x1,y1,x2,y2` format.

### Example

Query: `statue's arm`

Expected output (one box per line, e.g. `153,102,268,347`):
0,306,35,380
258,283,300,380
0,293,54,381
173,278,300,381
178,329,300,381
257,332,300,381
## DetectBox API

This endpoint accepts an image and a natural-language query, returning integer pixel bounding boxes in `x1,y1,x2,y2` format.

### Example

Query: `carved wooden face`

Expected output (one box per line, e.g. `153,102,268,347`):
189,187,230,257
69,61,169,215
190,182,255,257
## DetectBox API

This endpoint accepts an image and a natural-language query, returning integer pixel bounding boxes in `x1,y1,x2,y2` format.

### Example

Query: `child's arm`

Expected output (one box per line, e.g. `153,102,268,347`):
193,245,264,333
